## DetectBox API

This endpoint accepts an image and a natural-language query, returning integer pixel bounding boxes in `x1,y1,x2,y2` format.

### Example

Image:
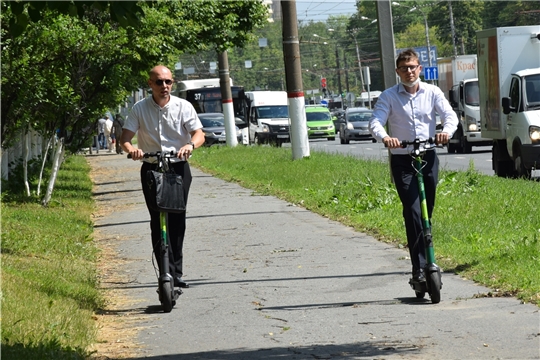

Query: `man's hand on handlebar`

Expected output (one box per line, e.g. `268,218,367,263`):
435,132,450,145
383,137,402,149
128,148,145,160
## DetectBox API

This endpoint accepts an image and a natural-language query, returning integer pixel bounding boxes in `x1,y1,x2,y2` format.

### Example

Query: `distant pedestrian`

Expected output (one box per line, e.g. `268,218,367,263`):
104,115,113,152
113,114,125,154
97,116,107,149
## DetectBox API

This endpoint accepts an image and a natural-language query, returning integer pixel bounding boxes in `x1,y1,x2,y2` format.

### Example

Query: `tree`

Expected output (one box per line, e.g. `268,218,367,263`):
1,0,268,202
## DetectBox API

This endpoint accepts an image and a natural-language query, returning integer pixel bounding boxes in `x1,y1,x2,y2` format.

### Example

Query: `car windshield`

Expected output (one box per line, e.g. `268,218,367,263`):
306,112,331,121
200,117,225,127
525,74,540,107
347,112,372,122
256,106,289,119
464,82,479,106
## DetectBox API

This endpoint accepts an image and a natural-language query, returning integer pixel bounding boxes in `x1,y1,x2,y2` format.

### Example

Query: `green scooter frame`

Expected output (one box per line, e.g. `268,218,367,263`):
402,139,442,304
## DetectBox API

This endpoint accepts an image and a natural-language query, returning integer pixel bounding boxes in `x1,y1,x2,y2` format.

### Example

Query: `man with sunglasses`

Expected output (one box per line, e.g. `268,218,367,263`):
369,49,458,284
121,65,204,289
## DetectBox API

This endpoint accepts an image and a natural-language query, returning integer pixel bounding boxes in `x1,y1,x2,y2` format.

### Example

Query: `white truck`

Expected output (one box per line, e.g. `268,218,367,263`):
438,55,491,153
245,91,290,146
477,26,540,178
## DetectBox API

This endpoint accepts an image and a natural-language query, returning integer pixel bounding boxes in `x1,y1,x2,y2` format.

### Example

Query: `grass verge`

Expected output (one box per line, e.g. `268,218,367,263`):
1,155,102,359
190,145,540,305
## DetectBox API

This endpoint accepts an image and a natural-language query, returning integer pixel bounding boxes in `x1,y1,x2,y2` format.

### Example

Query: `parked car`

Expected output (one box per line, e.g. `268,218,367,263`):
305,105,336,141
339,107,376,144
198,112,242,146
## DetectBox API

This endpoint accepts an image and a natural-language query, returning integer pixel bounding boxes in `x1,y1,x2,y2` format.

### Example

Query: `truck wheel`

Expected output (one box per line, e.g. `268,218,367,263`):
514,148,530,179
254,134,262,146
454,128,464,154
461,136,472,154
493,141,514,177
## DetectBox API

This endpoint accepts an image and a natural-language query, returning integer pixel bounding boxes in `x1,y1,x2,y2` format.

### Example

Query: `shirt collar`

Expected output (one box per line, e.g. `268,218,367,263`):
150,95,171,110
398,81,425,95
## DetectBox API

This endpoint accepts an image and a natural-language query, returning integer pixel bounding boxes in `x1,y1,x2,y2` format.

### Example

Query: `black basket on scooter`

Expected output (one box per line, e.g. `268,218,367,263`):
146,159,186,213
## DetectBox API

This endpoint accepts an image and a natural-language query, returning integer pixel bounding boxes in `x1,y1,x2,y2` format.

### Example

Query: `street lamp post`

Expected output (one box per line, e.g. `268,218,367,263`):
351,17,378,95
392,2,433,81
313,32,343,109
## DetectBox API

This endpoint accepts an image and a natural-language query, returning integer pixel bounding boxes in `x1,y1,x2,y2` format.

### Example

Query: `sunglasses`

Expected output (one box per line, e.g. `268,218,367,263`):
397,65,420,72
154,79,173,86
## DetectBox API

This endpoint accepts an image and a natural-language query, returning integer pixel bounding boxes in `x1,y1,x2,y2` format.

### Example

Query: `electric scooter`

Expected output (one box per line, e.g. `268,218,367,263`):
400,138,442,304
128,151,182,312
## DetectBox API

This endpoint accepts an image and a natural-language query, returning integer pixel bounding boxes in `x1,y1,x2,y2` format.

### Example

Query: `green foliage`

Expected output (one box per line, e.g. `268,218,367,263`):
1,155,101,359
191,145,540,305
1,1,268,152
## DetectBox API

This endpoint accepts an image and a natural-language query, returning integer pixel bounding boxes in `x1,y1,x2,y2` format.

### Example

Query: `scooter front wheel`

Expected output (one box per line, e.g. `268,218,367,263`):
428,271,441,304
160,281,174,313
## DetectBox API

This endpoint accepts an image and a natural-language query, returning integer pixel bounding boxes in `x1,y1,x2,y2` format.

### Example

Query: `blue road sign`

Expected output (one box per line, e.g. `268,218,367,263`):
424,67,438,80
396,46,438,76
320,99,328,106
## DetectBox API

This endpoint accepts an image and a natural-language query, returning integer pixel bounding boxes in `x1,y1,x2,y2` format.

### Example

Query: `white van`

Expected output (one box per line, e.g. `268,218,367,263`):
245,91,290,146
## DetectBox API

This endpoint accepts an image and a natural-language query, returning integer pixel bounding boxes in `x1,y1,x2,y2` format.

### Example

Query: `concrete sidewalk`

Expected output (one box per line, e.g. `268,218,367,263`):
88,152,539,360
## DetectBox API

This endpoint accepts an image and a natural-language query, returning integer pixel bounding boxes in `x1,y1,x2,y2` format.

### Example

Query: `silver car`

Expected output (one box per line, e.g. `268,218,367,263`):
340,107,377,144
199,113,242,146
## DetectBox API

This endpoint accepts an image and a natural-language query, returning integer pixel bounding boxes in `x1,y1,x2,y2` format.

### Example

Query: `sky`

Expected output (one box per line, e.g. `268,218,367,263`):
295,0,358,22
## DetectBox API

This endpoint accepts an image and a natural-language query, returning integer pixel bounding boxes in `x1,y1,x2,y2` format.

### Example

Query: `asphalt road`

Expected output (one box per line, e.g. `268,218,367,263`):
303,138,494,176
88,151,539,360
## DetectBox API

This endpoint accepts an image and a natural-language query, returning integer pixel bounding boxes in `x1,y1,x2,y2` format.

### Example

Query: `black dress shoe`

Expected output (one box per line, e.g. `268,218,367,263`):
412,269,426,283
174,277,189,288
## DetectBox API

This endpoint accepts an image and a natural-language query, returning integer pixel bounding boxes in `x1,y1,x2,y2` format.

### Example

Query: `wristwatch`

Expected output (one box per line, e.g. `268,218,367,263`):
188,141,195,151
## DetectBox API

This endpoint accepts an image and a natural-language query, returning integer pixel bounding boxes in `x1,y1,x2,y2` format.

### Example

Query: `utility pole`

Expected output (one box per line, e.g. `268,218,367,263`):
281,0,309,159
217,51,238,147
335,45,343,108
448,0,458,56
375,1,397,90
344,51,350,93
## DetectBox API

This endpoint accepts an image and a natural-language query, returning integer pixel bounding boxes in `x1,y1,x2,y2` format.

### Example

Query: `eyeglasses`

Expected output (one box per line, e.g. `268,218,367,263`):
154,79,173,86
397,65,420,72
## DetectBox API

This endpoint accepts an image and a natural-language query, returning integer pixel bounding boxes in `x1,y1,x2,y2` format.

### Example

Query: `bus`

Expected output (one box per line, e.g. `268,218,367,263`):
176,78,246,126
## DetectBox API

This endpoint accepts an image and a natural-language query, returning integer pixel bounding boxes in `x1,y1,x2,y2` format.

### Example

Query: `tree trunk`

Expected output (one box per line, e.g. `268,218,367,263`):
23,131,31,196
41,137,64,206
37,135,53,197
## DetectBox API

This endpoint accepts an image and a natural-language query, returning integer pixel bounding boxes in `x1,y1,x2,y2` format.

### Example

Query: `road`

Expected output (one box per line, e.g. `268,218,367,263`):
302,138,494,176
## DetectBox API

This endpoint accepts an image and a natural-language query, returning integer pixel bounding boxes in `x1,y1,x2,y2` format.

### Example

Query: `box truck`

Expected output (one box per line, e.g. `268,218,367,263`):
437,55,491,153
245,91,290,146
477,26,540,178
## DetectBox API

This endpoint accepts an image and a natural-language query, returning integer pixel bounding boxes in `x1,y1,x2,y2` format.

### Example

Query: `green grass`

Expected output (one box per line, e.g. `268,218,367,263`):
191,145,540,305
1,156,102,359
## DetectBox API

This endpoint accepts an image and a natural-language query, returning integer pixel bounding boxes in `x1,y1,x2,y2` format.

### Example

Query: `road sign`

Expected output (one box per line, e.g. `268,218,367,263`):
320,99,328,106
396,46,438,76
424,67,439,81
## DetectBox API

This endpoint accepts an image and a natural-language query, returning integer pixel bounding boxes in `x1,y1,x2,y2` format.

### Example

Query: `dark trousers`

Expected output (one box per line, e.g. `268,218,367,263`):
140,161,192,278
390,151,438,272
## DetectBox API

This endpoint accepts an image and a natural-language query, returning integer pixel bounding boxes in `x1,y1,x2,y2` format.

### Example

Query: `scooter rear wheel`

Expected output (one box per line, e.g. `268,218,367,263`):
428,272,441,304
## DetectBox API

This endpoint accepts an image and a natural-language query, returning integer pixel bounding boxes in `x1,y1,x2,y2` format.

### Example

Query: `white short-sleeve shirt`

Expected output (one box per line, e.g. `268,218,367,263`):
124,95,202,161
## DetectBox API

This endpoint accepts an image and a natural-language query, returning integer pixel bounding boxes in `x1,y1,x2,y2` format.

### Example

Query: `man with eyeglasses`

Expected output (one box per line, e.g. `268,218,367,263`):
369,49,458,284
120,65,205,289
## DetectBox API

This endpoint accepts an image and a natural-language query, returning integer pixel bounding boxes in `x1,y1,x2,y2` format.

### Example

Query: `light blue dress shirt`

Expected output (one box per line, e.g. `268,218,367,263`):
369,82,458,155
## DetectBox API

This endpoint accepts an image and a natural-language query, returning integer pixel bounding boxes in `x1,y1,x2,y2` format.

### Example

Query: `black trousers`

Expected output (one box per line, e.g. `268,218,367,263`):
140,161,192,279
390,151,438,272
